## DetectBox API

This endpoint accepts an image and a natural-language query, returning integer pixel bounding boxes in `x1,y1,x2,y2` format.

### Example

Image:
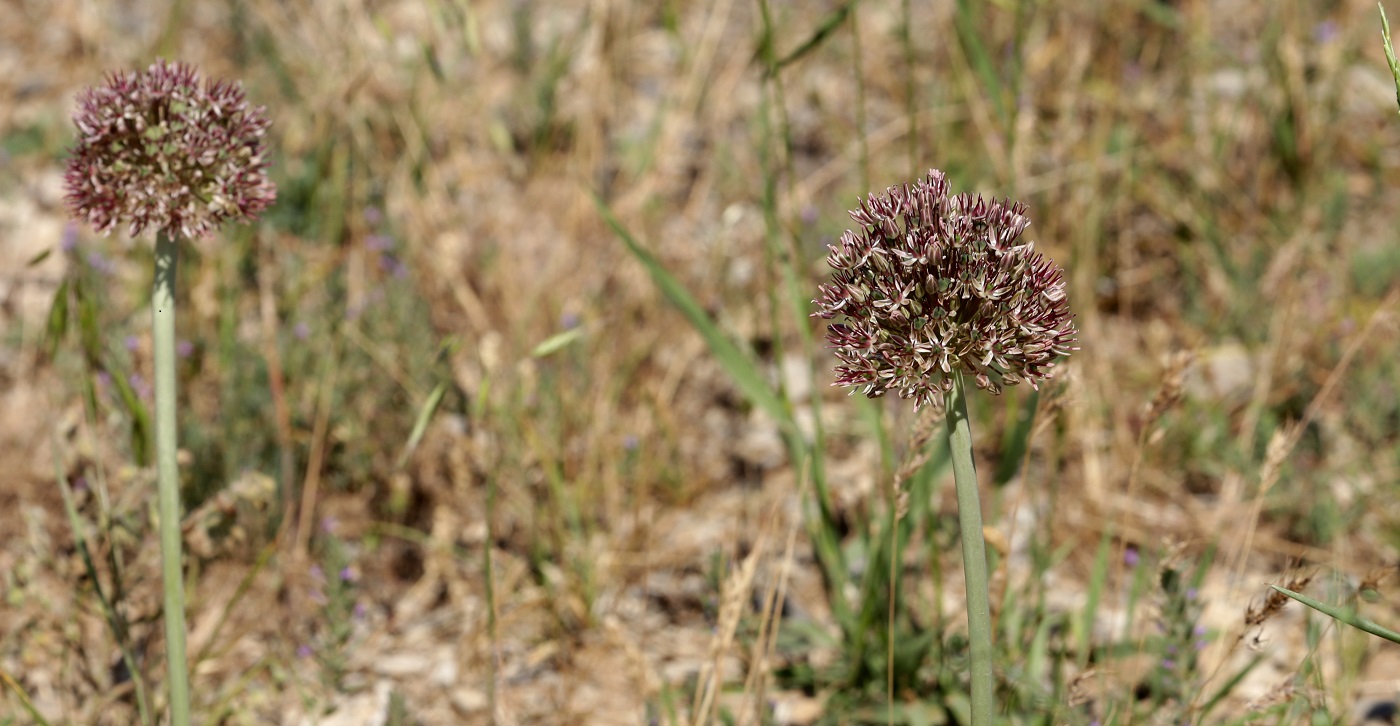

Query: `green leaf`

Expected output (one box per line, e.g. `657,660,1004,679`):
1381,3,1400,115
26,247,53,267
768,2,852,77
530,328,584,358
594,192,794,435
1271,584,1400,644
42,279,70,359
396,381,448,469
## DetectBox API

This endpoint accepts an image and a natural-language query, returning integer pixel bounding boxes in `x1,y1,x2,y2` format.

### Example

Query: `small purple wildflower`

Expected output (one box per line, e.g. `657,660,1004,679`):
1161,658,1176,670
364,206,383,227
129,373,151,400
294,321,310,340
86,251,115,276
63,59,276,239
623,434,639,452
378,253,406,278
339,565,355,583
1124,548,1140,567
561,312,581,330
366,234,393,252
1314,20,1338,44
320,515,338,534
309,564,324,582
124,335,140,352
1186,587,1198,601
176,339,194,358
297,644,313,658
353,601,368,620
62,222,80,252
813,170,1078,411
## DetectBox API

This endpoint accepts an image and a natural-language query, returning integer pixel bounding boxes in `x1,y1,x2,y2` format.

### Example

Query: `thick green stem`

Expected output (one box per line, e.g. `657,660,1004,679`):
946,371,994,723
153,233,191,725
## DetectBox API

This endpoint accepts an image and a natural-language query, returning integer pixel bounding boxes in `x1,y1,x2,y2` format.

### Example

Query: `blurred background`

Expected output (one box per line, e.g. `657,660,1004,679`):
3,0,1400,723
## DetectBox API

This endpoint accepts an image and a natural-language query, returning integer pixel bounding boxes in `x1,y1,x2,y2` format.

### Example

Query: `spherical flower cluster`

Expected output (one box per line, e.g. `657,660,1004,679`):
64,59,276,239
814,170,1078,410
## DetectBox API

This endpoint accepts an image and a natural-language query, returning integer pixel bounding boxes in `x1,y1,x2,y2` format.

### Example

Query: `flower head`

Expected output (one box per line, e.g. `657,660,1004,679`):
814,169,1078,410
63,59,276,239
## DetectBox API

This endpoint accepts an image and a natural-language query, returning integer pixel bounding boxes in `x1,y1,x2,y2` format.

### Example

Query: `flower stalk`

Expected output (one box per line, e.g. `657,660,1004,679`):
947,371,994,721
63,59,275,726
151,232,189,721
815,169,1077,724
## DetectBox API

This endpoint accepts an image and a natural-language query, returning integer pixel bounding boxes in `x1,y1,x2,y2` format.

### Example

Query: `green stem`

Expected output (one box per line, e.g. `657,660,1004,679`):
153,233,191,725
946,371,994,723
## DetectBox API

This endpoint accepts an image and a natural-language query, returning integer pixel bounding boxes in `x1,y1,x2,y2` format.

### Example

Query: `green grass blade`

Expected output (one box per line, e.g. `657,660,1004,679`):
1271,585,1400,644
530,328,585,358
1381,3,1400,114
0,667,51,726
993,389,1038,486
1197,651,1267,721
769,2,852,77
594,192,795,434
42,278,69,360
396,380,448,469
954,0,1007,124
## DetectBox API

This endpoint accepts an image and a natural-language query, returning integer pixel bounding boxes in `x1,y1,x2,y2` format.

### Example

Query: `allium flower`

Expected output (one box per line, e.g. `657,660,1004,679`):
64,59,276,239
814,169,1078,410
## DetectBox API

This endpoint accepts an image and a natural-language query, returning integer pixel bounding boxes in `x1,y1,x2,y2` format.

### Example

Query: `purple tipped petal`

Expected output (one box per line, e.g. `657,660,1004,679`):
813,170,1078,411
63,59,276,240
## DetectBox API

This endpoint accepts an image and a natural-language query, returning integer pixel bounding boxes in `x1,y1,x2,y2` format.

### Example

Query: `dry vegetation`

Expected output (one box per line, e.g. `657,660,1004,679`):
3,0,1400,723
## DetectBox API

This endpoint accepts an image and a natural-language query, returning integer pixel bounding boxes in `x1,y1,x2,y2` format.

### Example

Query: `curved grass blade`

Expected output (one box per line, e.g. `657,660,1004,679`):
594,192,795,435
767,2,852,78
530,327,585,358
1271,585,1400,644
0,667,51,726
1381,3,1400,114
396,380,448,470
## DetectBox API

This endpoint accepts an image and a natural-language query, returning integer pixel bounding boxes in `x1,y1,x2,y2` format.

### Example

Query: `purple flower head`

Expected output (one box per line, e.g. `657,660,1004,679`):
814,170,1078,410
63,59,276,239
176,339,194,358
1124,547,1140,567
